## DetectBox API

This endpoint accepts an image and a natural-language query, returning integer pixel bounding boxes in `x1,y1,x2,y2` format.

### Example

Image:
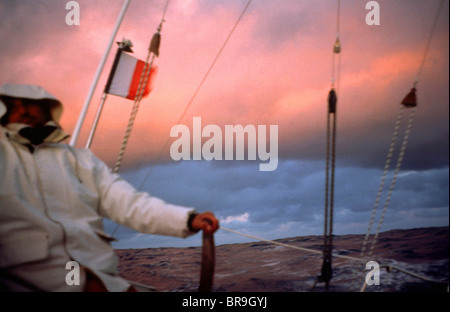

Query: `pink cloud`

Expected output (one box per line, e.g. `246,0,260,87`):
1,0,447,170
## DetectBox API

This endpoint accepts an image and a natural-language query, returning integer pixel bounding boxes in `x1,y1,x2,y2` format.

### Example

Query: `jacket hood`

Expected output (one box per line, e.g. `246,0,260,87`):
0,84,63,123
0,84,69,146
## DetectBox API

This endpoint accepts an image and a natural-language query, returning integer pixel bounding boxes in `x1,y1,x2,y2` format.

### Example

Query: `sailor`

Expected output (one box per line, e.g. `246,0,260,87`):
0,84,219,292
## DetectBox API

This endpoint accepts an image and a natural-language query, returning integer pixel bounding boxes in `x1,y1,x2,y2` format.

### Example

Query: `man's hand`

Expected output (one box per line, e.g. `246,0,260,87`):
190,212,219,234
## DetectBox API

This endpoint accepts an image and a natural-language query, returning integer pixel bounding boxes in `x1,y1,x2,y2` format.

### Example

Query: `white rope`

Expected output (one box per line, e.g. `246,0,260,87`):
359,108,416,291
136,0,253,191
360,106,404,258
366,0,444,264
414,0,445,87
360,0,444,264
102,0,447,292
356,105,416,291
109,2,169,237
113,0,170,174
357,0,445,289
367,107,416,258
110,0,252,238
220,226,363,262
220,226,448,288
113,53,156,173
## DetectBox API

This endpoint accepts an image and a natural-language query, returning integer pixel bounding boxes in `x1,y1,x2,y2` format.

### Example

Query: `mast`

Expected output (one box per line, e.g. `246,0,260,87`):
85,39,134,149
70,0,131,147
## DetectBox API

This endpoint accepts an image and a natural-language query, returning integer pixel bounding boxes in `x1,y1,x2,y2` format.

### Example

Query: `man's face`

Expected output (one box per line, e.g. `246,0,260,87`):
7,99,49,128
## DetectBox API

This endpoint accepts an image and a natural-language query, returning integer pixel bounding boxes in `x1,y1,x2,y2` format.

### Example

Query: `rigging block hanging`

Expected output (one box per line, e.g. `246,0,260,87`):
401,88,417,108
328,88,337,114
333,38,341,54
149,32,161,56
149,21,164,57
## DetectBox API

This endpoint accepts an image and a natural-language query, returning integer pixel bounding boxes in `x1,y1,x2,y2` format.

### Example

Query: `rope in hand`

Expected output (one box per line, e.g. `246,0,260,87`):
110,2,253,293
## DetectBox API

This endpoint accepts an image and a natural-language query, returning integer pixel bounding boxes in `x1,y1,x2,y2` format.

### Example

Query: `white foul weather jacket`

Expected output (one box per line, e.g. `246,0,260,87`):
0,85,197,292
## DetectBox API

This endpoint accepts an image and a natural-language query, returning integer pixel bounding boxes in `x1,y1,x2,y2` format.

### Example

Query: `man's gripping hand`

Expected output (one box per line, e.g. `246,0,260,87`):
190,212,219,234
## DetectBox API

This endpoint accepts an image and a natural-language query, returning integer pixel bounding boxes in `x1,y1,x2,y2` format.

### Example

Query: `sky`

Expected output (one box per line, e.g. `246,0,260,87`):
0,0,448,249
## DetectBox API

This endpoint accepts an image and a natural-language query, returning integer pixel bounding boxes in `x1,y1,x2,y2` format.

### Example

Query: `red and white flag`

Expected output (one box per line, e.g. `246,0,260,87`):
107,52,156,100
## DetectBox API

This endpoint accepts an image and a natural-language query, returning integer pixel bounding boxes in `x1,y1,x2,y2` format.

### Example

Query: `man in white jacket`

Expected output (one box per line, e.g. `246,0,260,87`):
0,84,219,292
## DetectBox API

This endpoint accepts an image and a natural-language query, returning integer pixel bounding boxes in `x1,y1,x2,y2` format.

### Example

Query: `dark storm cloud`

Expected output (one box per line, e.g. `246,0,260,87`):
114,159,448,247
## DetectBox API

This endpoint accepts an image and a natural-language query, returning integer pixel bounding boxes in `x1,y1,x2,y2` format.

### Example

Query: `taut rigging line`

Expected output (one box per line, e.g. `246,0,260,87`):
109,0,254,293
112,0,171,173
109,1,168,235
356,0,445,292
360,0,445,265
113,20,163,174
313,0,342,292
136,0,254,192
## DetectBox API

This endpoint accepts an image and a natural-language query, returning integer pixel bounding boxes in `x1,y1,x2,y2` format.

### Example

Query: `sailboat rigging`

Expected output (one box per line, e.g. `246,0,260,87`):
72,0,447,292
